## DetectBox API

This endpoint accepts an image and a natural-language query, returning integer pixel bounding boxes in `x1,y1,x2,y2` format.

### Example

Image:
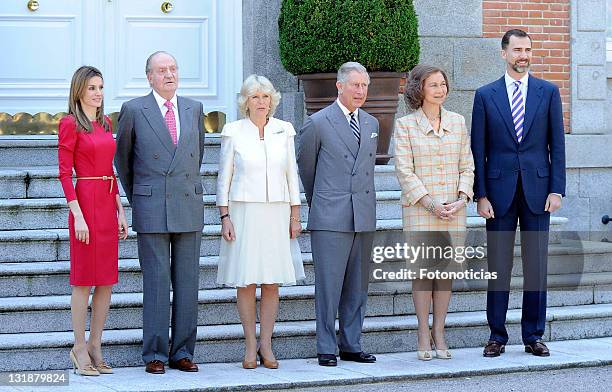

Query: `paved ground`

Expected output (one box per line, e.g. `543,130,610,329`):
283,365,612,392
1,337,611,392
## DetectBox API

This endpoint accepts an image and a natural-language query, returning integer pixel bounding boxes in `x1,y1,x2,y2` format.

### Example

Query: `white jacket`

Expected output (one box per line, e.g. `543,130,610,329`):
216,117,301,206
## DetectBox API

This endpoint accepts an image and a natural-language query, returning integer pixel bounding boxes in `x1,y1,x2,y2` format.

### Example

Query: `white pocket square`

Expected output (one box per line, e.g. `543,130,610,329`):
371,133,378,138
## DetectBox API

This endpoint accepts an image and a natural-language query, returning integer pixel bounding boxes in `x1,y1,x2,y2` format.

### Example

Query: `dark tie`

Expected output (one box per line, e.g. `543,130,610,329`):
349,112,360,144
511,81,525,143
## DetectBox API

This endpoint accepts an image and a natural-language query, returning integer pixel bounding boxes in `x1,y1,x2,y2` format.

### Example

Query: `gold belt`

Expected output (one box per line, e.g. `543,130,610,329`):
75,175,115,194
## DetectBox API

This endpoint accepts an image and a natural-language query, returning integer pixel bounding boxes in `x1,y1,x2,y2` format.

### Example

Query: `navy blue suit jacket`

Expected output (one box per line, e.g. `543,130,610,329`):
471,75,565,218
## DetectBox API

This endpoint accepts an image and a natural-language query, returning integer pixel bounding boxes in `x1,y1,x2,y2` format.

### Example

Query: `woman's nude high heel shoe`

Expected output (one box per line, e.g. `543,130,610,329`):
431,332,452,359
88,349,113,374
417,349,434,361
69,350,100,376
94,361,114,374
416,335,434,361
242,358,257,369
257,349,279,369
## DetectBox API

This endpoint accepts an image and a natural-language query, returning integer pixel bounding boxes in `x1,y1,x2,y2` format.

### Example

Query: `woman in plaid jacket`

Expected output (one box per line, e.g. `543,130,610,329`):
393,64,475,361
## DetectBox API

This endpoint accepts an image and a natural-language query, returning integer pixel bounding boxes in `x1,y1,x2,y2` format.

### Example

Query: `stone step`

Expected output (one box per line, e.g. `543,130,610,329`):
0,191,407,230
1,239,610,297
1,302,611,371
0,164,217,199
0,164,402,199
8,338,612,392
0,217,569,263
0,135,221,168
1,272,611,335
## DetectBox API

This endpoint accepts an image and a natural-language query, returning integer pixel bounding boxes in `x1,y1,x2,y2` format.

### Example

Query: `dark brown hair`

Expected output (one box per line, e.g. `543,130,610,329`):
403,64,450,111
501,29,532,50
68,66,109,133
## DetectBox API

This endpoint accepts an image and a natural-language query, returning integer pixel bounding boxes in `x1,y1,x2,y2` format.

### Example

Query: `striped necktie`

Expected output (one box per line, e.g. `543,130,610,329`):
511,81,525,143
349,112,360,143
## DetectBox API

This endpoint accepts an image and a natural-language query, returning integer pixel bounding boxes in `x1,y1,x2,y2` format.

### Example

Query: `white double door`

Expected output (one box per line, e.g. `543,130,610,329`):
0,0,242,118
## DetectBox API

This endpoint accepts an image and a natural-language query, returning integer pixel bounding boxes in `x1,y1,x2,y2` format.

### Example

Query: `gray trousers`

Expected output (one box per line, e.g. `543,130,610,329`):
137,232,201,363
311,230,374,354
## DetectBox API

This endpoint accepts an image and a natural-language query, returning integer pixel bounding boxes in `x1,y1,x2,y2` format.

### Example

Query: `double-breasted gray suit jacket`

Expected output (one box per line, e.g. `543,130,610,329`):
115,92,206,233
297,102,378,233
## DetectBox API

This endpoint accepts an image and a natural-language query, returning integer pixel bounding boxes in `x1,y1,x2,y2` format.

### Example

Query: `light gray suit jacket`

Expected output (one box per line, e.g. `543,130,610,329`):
297,101,378,232
114,92,206,233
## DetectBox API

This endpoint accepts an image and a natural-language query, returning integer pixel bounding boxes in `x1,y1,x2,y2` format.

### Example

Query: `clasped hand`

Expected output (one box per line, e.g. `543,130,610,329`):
432,199,464,221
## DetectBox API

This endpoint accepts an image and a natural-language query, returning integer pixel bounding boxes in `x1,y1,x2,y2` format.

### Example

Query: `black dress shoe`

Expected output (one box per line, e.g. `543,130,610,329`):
483,340,505,357
525,340,550,357
339,351,376,363
317,354,337,367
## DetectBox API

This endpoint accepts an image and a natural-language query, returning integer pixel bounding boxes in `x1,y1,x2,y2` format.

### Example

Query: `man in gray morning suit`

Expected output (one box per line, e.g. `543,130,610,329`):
298,62,378,367
115,51,205,374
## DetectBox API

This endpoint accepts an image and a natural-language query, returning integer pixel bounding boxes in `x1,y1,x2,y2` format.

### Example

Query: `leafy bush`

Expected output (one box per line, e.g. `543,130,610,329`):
278,0,420,75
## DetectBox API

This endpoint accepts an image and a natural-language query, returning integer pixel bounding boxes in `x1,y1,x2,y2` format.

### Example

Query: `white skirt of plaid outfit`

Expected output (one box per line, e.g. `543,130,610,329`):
217,201,305,287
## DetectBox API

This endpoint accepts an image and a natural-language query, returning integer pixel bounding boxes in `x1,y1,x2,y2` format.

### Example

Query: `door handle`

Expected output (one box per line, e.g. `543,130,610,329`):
27,0,39,12
161,2,173,13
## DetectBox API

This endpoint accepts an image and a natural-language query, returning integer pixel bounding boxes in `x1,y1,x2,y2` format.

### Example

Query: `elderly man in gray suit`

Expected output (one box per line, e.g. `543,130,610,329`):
298,62,378,367
115,51,205,374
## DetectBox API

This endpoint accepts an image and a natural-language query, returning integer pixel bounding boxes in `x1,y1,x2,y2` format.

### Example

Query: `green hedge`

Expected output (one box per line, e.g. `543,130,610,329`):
278,0,420,75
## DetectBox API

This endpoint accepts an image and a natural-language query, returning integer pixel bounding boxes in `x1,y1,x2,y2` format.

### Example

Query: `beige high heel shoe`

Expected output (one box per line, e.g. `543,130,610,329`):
417,349,434,361
242,351,257,369
93,361,114,374
257,349,279,369
242,358,257,369
416,334,434,361
69,350,100,376
431,332,452,359
88,348,113,374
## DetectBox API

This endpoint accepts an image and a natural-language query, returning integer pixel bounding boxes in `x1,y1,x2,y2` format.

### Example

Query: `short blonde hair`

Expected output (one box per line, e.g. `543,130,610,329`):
238,74,281,118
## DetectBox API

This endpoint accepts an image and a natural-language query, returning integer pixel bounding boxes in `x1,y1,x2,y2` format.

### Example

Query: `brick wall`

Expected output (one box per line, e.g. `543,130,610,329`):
482,0,571,132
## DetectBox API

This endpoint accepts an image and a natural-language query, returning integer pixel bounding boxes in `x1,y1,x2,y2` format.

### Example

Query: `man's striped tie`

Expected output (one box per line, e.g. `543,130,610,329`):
349,112,360,143
511,80,525,143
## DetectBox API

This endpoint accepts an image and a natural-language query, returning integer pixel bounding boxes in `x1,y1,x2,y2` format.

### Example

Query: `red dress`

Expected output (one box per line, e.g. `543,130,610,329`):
58,115,119,286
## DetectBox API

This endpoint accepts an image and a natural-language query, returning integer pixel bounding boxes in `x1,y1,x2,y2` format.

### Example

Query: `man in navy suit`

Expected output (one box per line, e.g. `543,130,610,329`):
471,29,565,358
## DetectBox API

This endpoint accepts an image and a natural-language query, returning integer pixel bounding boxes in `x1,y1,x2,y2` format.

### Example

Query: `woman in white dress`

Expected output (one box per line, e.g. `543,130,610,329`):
216,74,304,369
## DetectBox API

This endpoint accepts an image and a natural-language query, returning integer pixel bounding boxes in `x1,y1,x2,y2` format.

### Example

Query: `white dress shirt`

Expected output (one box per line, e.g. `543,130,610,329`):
336,98,360,126
152,89,181,141
504,72,529,109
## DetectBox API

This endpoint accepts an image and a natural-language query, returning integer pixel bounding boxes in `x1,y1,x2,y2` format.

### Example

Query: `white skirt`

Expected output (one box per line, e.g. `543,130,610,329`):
217,201,305,287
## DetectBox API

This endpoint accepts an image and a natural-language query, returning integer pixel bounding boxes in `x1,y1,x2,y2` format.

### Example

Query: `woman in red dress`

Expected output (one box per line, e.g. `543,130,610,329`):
58,66,128,376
